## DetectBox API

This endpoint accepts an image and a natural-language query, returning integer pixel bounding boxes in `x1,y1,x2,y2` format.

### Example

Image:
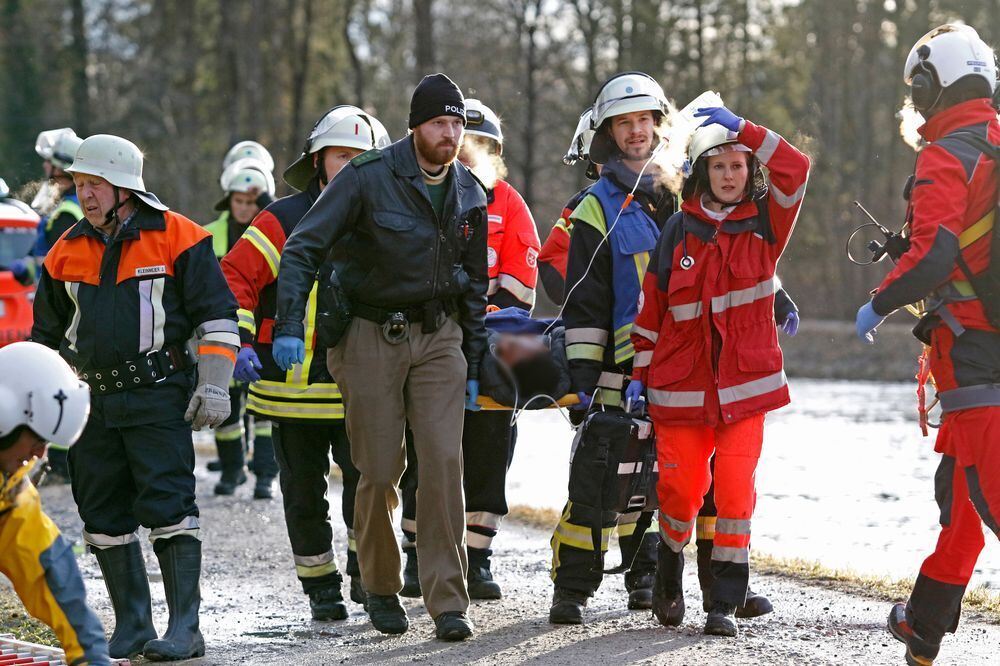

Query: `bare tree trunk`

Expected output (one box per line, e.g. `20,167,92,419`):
521,0,542,209
694,0,705,92
287,0,314,155
414,0,435,77
69,0,90,134
343,0,366,106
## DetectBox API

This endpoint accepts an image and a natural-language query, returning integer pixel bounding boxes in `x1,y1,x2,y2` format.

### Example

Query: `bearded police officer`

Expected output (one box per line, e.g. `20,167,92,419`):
273,73,488,641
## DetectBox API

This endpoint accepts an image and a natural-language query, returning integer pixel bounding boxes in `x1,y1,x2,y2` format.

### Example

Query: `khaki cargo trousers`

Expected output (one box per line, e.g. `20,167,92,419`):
327,316,469,617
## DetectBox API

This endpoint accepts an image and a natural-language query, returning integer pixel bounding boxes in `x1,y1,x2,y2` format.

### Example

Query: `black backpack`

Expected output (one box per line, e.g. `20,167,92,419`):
947,130,1000,329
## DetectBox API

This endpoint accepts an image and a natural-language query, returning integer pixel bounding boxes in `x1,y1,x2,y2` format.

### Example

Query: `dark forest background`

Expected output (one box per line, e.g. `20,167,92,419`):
2,0,997,317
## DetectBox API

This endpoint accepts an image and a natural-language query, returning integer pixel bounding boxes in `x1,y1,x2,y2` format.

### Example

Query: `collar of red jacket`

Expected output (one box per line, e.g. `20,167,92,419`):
918,98,998,142
680,194,757,226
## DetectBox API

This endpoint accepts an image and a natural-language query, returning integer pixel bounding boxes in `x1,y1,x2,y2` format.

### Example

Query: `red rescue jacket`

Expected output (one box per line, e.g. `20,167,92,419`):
487,179,540,310
631,120,810,426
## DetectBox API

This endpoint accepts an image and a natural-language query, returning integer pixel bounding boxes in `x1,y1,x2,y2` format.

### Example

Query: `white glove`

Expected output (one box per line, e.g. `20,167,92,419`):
185,383,231,430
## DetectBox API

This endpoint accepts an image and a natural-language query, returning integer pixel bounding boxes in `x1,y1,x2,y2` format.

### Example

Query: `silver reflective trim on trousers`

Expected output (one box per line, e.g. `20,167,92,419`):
711,545,750,564
715,518,752,535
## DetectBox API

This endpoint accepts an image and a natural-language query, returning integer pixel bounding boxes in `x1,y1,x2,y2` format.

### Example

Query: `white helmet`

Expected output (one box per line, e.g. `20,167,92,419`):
904,24,997,112
464,99,503,147
215,158,276,211
283,106,392,191
0,342,90,450
563,108,596,165
589,72,668,164
66,134,167,211
687,124,751,167
35,128,83,170
222,141,274,172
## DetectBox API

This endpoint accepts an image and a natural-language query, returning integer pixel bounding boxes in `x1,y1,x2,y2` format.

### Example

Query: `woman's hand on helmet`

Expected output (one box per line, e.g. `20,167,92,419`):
694,106,744,133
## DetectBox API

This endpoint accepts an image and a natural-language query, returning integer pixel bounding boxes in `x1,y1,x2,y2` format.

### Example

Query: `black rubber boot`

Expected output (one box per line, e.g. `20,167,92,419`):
704,601,738,637
365,593,409,634
888,602,940,666
548,587,589,625
467,547,502,600
93,542,158,659
252,429,277,499
214,439,246,496
434,611,474,640
652,542,685,627
206,459,222,472
349,577,366,605
143,537,205,661
308,581,348,621
736,588,774,619
400,548,422,598
696,538,715,612
625,571,655,610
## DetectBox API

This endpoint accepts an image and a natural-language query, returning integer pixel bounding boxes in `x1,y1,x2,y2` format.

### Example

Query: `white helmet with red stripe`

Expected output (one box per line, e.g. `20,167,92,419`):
283,106,391,191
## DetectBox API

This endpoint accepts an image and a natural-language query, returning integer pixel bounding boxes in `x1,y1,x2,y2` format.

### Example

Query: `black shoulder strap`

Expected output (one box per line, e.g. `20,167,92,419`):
947,130,1000,164
755,195,777,244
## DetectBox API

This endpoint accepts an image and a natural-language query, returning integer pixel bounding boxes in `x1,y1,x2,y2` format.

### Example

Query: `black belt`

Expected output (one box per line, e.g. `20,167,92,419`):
78,345,193,395
352,299,456,331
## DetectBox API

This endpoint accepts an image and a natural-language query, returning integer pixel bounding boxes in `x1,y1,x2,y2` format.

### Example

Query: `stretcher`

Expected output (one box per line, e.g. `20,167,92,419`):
476,393,580,410
0,636,130,666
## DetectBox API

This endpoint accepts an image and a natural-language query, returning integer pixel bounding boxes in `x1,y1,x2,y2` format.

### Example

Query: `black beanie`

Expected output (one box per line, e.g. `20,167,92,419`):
409,73,466,129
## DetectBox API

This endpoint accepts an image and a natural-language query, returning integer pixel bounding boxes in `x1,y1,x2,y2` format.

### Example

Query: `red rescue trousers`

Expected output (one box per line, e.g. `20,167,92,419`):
655,413,764,605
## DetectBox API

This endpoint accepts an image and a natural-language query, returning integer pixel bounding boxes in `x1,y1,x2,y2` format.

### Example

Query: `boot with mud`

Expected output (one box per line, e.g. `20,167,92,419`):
467,546,502,600
652,541,685,627
93,542,158,659
143,537,205,661
400,547,421,598
888,602,940,666
625,571,655,610
213,439,247,496
308,581,348,621
704,601,738,637
349,576,366,605
365,593,409,634
548,587,589,625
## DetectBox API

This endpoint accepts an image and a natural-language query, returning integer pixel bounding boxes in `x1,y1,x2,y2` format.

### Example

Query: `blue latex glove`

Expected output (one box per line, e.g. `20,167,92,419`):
234,346,263,383
694,106,744,133
571,392,593,411
625,379,645,408
272,335,305,370
465,379,481,411
8,258,30,281
782,311,800,337
855,301,886,344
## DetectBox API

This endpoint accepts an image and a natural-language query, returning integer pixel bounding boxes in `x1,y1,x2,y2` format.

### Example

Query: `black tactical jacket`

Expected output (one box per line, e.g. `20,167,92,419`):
274,135,489,378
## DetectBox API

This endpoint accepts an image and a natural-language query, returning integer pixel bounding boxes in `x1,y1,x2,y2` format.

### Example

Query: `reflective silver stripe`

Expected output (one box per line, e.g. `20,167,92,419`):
215,422,243,437
711,546,750,564
718,371,787,405
770,181,808,209
401,518,417,533
633,350,653,367
498,273,536,306
756,129,781,165
711,277,776,314
488,214,502,224
347,529,357,551
715,518,752,535
64,282,82,352
670,300,703,322
149,516,201,542
938,384,1000,413
647,388,705,408
631,324,659,343
487,277,499,296
618,461,659,474
293,550,335,567
83,530,139,550
198,318,240,347
566,327,610,346
597,371,625,390
138,277,166,353
658,523,689,553
466,531,494,549
466,511,502,530
202,331,241,346
662,514,695,533
618,511,641,525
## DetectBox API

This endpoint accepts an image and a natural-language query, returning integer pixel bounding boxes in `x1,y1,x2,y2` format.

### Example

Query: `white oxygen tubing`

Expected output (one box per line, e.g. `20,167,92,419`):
543,140,667,338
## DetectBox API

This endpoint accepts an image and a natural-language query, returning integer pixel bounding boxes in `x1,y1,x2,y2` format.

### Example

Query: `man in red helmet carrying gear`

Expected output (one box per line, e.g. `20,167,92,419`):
222,106,389,621
32,134,240,662
206,149,278,498
853,24,1000,666
0,342,109,666
399,97,540,601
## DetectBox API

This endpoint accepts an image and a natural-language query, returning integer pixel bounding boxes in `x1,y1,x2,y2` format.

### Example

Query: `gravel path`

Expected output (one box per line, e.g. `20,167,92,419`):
35,456,1000,665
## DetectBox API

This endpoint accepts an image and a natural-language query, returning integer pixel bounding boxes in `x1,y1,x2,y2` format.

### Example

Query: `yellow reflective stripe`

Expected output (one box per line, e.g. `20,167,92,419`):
697,516,717,541
244,226,280,277
614,345,635,365
959,209,994,249
952,280,976,297
289,283,319,384
553,519,614,551
247,394,345,420
295,561,339,578
632,250,650,284
250,380,342,399
566,342,605,362
237,308,257,335
594,388,623,407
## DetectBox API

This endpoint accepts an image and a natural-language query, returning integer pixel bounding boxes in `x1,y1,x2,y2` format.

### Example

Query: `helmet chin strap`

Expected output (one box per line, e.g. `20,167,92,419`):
102,186,132,236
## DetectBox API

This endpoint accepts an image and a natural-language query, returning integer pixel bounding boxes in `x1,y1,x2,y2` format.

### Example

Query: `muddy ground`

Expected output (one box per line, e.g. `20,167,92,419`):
29,455,999,666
